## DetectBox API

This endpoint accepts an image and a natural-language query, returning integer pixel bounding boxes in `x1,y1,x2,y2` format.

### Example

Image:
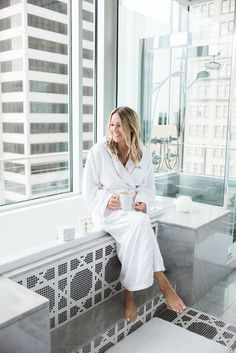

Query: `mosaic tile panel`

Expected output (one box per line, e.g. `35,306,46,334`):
156,306,236,352
9,238,122,330
76,294,166,353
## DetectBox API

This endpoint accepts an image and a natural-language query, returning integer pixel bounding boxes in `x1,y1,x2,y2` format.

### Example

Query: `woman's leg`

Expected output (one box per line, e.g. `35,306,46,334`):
124,289,137,322
155,272,185,312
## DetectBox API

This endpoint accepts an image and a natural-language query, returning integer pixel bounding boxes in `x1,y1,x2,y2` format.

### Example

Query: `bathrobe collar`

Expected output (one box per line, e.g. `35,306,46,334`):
103,138,139,190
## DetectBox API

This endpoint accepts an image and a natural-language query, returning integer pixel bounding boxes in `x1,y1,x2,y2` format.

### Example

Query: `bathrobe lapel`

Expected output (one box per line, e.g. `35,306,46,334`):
105,145,136,190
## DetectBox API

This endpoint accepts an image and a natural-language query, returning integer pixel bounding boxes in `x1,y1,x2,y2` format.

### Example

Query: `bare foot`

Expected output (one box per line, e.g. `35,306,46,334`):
124,290,137,322
155,272,186,313
163,286,186,313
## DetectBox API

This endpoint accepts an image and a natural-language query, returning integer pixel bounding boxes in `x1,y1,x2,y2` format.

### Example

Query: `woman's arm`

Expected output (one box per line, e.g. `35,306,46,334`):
82,148,113,217
134,149,156,212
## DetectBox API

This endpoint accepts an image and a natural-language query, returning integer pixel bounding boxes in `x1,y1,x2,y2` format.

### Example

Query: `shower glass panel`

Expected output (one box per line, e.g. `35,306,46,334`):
138,2,235,209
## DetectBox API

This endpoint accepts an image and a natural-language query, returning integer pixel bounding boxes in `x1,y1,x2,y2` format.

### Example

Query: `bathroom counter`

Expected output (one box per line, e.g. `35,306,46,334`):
157,202,232,306
0,276,50,353
157,202,230,230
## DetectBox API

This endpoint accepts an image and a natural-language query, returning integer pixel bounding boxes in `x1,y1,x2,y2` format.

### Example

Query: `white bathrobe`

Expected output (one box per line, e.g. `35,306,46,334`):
82,139,165,291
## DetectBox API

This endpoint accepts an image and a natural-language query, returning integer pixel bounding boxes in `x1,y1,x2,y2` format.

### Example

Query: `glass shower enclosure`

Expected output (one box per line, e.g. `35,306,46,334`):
118,0,236,257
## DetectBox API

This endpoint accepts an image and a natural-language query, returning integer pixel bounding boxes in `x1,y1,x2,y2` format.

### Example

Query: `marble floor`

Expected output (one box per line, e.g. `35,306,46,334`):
193,270,236,325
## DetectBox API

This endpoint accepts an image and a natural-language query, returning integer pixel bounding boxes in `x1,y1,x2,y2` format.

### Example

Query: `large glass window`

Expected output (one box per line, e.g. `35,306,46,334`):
0,0,96,207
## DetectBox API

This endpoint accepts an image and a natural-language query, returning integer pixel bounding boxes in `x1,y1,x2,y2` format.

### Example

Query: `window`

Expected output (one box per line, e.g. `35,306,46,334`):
2,102,23,113
83,122,93,132
3,122,24,133
4,180,26,194
27,0,67,14
28,36,67,55
31,179,69,194
4,162,25,174
30,81,68,94
83,29,93,42
3,142,24,154
83,86,93,96
30,142,68,154
0,0,96,207
214,126,221,138
30,102,68,114
0,0,21,10
29,59,68,75
31,161,68,174
83,9,93,23
28,14,67,35
2,81,23,92
1,59,22,72
30,123,68,134
83,104,93,114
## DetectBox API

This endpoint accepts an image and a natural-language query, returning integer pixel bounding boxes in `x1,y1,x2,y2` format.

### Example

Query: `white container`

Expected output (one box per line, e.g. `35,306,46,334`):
58,225,75,241
175,196,192,213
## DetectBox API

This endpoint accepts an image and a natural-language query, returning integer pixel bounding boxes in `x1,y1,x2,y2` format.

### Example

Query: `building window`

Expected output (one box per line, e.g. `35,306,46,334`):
83,48,93,60
83,104,93,114
83,86,93,96
27,0,67,15
30,142,68,154
83,9,93,23
83,67,93,78
4,180,26,194
0,36,22,52
0,14,21,31
31,161,68,174
28,36,68,55
31,179,69,194
30,123,68,134
214,126,222,138
1,58,22,72
83,29,93,41
30,102,68,114
2,102,23,113
30,81,68,94
4,162,25,174
83,122,93,132
3,142,24,154
1,80,23,93
29,59,68,75
3,122,24,133
83,140,93,150
28,14,67,35
0,0,21,10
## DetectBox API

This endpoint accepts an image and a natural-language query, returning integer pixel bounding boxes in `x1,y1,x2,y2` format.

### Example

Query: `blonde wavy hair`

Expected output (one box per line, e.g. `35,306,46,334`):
106,106,143,165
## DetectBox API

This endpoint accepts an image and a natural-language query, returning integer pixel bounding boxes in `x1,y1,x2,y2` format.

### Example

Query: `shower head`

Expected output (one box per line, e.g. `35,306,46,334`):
185,70,210,93
205,55,221,70
197,70,210,79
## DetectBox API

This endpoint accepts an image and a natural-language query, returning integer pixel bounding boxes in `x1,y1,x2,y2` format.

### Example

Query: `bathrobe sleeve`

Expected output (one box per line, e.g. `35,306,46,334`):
82,145,113,218
134,148,156,212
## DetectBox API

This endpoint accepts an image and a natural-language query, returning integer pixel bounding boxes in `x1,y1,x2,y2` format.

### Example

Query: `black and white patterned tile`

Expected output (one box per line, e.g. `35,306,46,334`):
156,306,236,352
76,295,166,353
9,239,122,330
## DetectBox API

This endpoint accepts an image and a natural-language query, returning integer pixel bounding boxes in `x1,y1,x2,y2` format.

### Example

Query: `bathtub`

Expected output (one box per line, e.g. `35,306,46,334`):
0,194,170,274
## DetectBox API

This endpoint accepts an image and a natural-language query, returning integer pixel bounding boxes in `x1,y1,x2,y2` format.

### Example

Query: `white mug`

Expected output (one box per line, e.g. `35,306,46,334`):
120,192,133,211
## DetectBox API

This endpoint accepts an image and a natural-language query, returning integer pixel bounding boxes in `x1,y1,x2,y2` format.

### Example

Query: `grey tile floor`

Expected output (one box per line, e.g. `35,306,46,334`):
193,270,236,325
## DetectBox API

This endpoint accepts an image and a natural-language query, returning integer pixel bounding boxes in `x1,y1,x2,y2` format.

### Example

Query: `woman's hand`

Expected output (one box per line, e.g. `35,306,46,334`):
133,202,146,213
107,195,120,210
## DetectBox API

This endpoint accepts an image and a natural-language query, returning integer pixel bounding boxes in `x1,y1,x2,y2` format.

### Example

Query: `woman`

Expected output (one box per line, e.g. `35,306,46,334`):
82,106,185,322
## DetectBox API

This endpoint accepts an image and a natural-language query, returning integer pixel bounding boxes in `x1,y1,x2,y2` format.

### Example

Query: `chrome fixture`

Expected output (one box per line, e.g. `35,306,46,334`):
205,55,221,70
185,70,209,93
